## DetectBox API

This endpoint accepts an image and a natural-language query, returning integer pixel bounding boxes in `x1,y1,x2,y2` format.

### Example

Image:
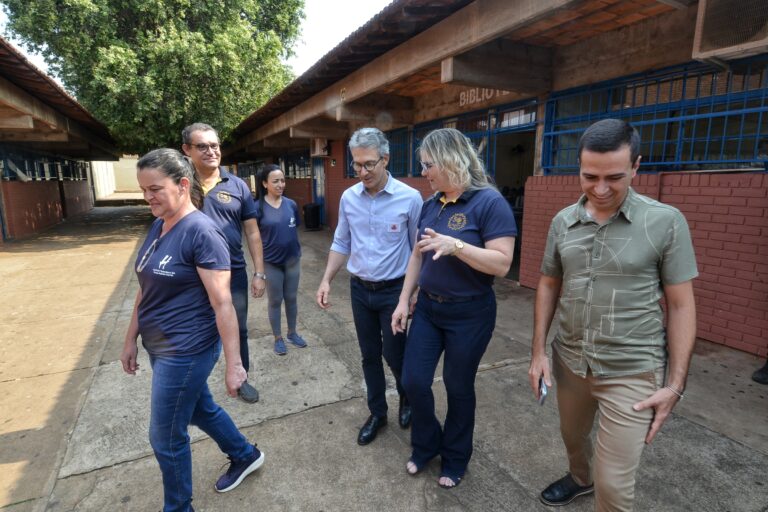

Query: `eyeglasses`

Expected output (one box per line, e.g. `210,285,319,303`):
350,157,383,173
190,142,220,153
136,238,158,272
420,160,436,171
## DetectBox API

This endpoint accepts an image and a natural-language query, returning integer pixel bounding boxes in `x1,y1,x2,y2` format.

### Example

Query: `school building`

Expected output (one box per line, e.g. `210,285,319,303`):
0,36,120,243
222,0,768,357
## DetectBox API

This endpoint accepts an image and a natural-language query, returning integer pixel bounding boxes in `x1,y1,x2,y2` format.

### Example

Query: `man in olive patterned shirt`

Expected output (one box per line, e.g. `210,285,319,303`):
528,119,698,510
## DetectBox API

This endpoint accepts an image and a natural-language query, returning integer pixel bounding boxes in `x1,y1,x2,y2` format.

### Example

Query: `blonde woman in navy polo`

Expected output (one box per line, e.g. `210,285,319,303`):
121,149,264,512
392,128,517,489
254,164,307,355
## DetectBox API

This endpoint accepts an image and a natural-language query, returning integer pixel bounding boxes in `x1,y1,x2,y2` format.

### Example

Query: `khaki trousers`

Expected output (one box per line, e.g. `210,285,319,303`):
553,349,664,512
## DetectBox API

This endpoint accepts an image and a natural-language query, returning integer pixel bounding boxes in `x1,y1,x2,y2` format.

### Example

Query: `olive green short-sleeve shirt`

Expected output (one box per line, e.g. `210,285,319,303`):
541,188,698,377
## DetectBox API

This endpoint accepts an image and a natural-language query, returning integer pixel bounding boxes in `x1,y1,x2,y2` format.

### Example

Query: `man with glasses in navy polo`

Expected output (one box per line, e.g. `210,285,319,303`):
316,127,423,445
182,122,266,404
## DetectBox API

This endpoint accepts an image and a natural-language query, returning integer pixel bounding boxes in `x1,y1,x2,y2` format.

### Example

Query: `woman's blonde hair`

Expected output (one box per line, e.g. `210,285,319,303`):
418,128,493,192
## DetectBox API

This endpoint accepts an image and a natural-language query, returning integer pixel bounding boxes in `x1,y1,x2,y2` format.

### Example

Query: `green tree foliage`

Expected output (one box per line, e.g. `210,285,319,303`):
2,0,304,153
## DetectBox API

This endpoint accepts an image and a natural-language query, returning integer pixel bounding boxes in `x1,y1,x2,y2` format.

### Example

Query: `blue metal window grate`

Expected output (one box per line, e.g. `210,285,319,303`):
0,147,89,181
385,128,409,177
282,151,311,179
412,99,538,177
543,56,768,174
237,162,264,181
496,101,537,132
412,120,443,175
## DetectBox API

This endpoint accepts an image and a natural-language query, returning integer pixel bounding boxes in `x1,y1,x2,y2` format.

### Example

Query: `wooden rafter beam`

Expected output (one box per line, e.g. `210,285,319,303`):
441,40,552,94
289,118,349,140
0,130,69,142
0,75,118,156
336,93,414,129
0,113,35,130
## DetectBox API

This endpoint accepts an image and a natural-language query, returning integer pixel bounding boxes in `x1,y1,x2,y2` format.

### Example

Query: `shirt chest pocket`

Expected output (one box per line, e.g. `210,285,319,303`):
377,218,406,242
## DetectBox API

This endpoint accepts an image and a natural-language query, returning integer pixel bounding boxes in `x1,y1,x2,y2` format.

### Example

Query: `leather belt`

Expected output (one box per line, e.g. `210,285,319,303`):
353,275,404,291
422,290,477,303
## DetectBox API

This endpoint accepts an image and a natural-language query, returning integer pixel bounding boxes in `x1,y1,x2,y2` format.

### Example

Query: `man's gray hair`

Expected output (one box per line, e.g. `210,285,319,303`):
181,123,218,145
348,127,389,156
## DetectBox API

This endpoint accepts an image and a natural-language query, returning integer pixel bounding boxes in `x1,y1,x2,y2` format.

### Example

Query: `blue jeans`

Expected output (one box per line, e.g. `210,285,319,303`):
402,290,496,479
350,277,406,417
230,267,250,372
264,258,301,336
149,342,254,512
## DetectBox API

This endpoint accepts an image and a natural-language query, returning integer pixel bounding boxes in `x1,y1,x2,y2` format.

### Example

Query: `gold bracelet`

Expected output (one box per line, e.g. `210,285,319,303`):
665,385,684,400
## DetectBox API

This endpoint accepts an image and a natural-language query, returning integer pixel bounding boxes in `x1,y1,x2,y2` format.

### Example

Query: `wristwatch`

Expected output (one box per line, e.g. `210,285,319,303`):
254,272,267,280
453,239,465,255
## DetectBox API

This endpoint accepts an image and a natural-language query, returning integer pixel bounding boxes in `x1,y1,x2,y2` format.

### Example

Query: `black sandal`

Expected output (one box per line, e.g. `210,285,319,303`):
405,459,424,476
438,473,463,489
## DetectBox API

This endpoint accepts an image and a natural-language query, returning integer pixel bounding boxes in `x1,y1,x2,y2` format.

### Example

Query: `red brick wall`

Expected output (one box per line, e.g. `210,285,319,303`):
284,178,313,222
0,181,63,239
520,172,768,356
60,180,93,218
322,140,433,230
323,140,348,230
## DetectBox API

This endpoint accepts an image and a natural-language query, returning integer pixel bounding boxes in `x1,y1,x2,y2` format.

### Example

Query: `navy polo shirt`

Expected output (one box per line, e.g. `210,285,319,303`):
135,211,230,356
418,187,517,297
201,169,258,269
255,197,302,265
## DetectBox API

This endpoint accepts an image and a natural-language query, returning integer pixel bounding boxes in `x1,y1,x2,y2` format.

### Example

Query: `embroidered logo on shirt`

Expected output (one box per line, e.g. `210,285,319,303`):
387,223,401,233
158,255,173,269
216,191,232,204
447,213,467,231
153,255,176,277
289,216,296,228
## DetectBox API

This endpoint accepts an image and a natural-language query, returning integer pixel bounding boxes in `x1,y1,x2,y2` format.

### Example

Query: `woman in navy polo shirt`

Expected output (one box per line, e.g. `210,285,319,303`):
392,128,517,489
255,164,307,355
120,149,264,512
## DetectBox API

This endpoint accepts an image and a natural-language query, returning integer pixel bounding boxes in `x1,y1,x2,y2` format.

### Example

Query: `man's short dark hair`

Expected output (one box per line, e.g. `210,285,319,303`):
181,123,218,145
578,119,640,165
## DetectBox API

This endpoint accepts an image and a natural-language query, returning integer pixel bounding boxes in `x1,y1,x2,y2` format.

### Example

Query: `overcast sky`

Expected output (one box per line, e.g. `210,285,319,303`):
0,1,393,82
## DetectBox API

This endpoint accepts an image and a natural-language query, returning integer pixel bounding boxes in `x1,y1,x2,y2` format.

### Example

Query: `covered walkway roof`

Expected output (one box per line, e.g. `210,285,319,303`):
224,0,695,163
0,36,120,161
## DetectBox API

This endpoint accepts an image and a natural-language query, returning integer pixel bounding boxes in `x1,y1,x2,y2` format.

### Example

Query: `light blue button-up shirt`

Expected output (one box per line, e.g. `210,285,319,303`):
330,173,422,281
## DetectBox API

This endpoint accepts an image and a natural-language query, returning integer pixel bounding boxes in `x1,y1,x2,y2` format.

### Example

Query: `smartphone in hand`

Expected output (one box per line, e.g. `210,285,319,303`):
538,376,548,406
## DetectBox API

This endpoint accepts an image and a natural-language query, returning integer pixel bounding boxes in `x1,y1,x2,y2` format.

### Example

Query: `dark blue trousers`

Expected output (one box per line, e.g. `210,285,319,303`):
402,290,496,479
230,267,250,372
350,277,406,417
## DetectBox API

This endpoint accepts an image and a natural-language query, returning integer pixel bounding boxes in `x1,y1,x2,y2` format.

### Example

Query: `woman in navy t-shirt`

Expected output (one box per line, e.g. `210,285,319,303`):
255,164,307,355
391,128,517,489
120,149,264,511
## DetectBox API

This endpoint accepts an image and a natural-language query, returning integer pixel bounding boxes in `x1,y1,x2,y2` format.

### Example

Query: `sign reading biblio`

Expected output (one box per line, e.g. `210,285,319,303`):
459,88,511,108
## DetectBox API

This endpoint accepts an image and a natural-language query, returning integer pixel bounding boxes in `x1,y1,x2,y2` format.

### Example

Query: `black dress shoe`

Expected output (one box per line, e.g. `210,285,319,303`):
398,395,412,429
540,473,594,506
753,361,768,384
357,415,387,445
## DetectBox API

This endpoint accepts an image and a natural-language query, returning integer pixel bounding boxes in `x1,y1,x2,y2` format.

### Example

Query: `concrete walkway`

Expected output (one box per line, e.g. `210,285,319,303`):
1,206,766,512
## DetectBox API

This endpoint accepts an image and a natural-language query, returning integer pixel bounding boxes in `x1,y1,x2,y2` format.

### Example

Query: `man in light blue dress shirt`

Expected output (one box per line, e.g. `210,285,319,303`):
316,127,423,446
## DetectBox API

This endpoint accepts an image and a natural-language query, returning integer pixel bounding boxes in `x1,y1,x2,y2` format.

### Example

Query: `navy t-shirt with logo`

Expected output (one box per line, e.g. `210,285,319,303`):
255,197,302,265
418,187,517,298
201,169,258,270
135,210,230,356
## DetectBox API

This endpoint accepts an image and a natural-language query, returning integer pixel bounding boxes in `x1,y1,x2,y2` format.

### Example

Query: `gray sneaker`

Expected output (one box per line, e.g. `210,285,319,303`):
238,381,259,403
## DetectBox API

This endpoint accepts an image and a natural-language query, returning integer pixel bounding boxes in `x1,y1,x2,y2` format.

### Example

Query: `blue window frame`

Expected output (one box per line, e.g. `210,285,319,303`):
412,120,443,175
385,128,409,177
282,151,311,179
543,56,768,174
0,147,89,181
